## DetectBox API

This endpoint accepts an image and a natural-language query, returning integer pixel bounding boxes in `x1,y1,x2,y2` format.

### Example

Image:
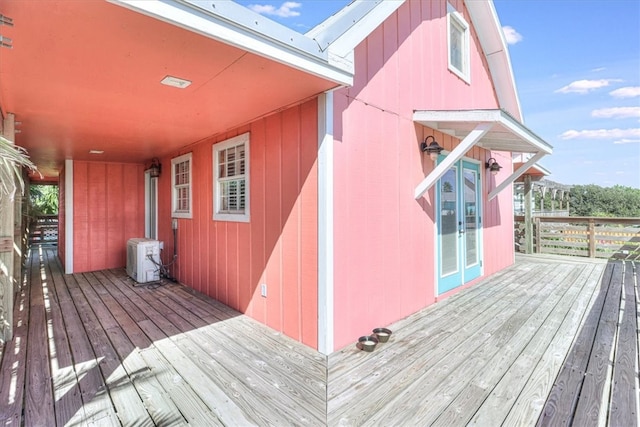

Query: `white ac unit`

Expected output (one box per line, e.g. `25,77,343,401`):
126,238,161,284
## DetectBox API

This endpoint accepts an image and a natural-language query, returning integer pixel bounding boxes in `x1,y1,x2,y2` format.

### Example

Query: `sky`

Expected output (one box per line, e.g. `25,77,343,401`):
234,0,640,188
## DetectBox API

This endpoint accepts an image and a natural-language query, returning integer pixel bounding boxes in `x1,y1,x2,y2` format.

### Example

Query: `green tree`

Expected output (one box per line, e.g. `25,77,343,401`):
30,184,58,215
569,184,640,217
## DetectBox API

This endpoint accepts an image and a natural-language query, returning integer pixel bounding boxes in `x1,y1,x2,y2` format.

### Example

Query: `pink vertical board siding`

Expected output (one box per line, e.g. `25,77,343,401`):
156,101,319,349
332,0,508,350
483,152,515,276
72,161,144,273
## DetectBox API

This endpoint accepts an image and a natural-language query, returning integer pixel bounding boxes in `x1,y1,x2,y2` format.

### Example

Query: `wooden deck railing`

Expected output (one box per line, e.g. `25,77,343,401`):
29,214,58,245
515,216,640,260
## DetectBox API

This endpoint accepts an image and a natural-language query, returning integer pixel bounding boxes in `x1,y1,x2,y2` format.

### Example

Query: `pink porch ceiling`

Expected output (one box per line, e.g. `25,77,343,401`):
0,0,338,180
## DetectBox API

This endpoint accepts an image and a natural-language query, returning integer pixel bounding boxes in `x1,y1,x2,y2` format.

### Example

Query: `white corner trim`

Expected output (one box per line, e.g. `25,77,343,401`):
317,91,334,355
64,159,74,274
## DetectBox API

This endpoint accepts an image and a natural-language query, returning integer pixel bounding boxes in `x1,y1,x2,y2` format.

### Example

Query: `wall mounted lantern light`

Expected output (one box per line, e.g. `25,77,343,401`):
420,135,443,161
485,157,502,175
148,158,161,178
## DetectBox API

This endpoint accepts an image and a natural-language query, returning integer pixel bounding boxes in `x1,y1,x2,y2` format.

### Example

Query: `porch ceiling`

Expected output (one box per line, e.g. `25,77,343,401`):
0,0,339,181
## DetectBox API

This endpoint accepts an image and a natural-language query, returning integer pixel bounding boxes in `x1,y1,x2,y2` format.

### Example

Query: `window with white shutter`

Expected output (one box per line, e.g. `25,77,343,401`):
213,133,250,222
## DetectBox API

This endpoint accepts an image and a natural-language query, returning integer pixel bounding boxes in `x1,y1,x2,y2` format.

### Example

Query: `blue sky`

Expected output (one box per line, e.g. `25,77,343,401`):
234,0,640,188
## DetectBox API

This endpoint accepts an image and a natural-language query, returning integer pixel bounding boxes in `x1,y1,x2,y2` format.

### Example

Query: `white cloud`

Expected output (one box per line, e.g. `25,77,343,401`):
560,128,640,140
591,67,606,72
610,86,640,98
502,26,523,45
555,79,622,94
591,107,640,119
613,138,640,145
248,1,301,17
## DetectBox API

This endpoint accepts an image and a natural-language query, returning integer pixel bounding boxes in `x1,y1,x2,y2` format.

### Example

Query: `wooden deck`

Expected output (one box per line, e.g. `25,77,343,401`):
0,246,326,426
0,248,637,426
328,254,638,426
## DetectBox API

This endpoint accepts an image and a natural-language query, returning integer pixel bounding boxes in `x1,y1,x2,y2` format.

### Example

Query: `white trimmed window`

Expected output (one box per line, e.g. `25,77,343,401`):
213,133,250,222
447,3,470,82
171,153,192,218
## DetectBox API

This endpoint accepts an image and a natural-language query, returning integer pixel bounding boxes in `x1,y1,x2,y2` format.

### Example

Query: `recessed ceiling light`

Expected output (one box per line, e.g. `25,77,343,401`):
161,75,192,89
89,150,104,154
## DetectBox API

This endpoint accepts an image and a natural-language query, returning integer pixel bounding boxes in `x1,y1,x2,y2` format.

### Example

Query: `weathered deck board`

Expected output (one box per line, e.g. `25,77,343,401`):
327,264,566,424
437,262,601,426
608,262,638,427
365,264,581,426
0,249,32,426
24,249,56,426
487,261,603,426
44,247,86,427
1,247,637,426
572,262,624,425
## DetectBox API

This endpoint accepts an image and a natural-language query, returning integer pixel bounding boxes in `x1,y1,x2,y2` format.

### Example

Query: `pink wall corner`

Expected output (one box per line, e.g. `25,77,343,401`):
331,0,509,350
156,100,319,349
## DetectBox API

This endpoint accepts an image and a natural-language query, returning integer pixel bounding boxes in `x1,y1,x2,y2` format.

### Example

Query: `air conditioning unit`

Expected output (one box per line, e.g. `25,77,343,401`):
126,238,161,284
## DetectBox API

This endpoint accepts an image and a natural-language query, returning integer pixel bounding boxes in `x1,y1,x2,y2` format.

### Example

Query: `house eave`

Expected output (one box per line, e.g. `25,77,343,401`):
109,0,354,86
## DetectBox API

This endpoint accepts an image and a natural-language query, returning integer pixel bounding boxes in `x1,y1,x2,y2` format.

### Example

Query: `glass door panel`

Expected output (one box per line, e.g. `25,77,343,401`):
440,168,458,277
437,159,482,295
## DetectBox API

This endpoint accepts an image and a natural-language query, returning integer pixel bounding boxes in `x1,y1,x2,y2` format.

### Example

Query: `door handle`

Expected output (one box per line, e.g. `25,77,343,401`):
459,221,465,235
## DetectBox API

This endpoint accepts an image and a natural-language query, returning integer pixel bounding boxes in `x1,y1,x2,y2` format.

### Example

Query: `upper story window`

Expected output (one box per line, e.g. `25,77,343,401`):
447,3,470,82
171,153,192,218
213,133,250,222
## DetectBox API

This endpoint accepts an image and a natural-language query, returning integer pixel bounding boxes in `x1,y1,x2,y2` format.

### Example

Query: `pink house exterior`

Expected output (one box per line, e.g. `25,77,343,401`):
0,0,551,353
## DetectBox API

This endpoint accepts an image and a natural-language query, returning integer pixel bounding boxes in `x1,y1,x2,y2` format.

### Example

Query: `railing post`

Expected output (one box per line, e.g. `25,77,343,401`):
535,217,541,254
524,174,533,254
588,218,596,258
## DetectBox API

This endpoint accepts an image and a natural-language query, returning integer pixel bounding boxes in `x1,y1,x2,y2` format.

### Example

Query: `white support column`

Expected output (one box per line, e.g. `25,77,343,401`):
414,123,493,200
64,159,74,274
488,151,546,201
317,91,334,355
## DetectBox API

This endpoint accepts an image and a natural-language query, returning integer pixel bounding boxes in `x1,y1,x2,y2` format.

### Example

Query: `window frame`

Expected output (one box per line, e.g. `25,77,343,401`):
171,152,193,219
213,133,250,223
447,3,471,83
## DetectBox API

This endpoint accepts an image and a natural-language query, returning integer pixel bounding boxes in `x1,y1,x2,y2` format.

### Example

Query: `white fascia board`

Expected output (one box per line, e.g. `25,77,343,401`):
306,0,405,75
465,0,522,121
65,159,74,274
414,122,493,200
109,0,353,86
317,91,334,355
325,1,406,58
488,151,546,201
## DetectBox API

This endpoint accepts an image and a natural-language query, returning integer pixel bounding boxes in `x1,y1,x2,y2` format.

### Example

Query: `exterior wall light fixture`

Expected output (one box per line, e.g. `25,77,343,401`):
486,157,502,175
421,135,443,161
148,158,161,178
